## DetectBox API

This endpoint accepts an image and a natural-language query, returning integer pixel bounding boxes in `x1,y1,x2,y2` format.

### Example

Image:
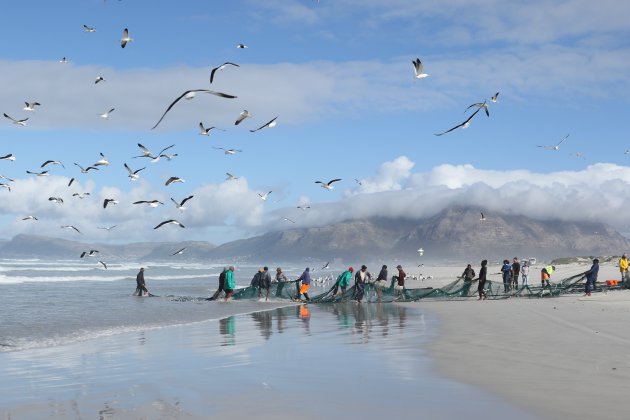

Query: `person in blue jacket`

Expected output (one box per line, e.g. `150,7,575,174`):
584,258,599,296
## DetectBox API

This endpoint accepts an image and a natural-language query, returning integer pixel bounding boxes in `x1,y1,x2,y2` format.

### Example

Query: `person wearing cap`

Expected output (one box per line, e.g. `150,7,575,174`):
354,265,371,303
259,266,272,300
374,265,388,302
135,267,149,296
297,267,312,302
619,254,628,284
333,267,354,299
584,258,599,296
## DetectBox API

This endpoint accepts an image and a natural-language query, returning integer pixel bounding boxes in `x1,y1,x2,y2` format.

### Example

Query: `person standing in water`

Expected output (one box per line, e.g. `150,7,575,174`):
297,267,312,302
224,266,236,301
478,260,488,300
395,265,406,299
259,266,272,301
275,267,289,298
461,263,475,297
333,267,353,299
354,265,371,303
374,265,388,303
208,267,227,301
134,267,149,296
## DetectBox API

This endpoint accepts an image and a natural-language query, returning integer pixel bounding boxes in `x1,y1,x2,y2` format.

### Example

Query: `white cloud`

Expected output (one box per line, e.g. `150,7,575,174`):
350,156,414,194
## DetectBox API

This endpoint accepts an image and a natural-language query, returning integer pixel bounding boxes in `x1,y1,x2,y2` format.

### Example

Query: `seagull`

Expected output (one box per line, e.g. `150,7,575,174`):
465,101,490,117
234,110,251,125
412,58,429,79
315,179,342,190
80,250,99,258
120,28,133,48
491,92,500,103
171,247,186,256
570,152,586,160
210,62,239,84
0,174,15,181
321,262,330,270
133,143,175,161
3,113,28,126
74,163,99,173
282,217,295,224
434,106,483,136
124,163,145,180
354,178,362,185
480,212,486,221
23,102,41,111
97,225,117,231
171,195,193,210
213,147,242,155
625,150,630,155
99,261,108,269
22,216,38,221
95,76,105,84
68,177,75,187
94,153,110,166
151,89,237,130
158,152,178,162
537,134,569,151
154,219,185,229
297,205,311,210
26,170,49,177
49,197,64,204
99,108,115,119
83,24,96,32
133,199,164,208
236,44,248,49
0,154,16,161
258,191,272,201
72,192,91,199
226,173,238,181
103,198,118,208
417,248,424,256
59,57,68,63
198,122,225,136
0,183,10,192
41,160,65,169
61,225,81,234
249,116,278,133
165,176,184,186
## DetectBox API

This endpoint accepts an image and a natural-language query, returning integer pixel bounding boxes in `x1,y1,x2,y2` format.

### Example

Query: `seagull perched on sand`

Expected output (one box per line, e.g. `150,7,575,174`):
23,102,41,111
124,163,145,181
99,108,115,119
171,247,186,256
537,134,569,151
61,225,81,234
0,183,10,192
491,92,500,103
154,219,185,229
94,153,110,166
210,62,239,84
41,160,65,169
72,192,91,199
315,179,342,190
25,170,48,177
198,122,225,136
22,216,38,221
49,197,64,204
3,113,28,126
412,58,429,79
171,195,193,211
97,225,117,231
249,116,278,133
226,173,238,181
434,106,483,136
165,176,184,186
213,147,242,155
234,110,251,125
258,191,272,201
83,24,96,32
133,199,164,208
103,198,118,208
480,212,487,221
0,153,16,161
95,76,105,84
80,250,99,258
74,163,99,173
120,28,133,48
151,89,237,130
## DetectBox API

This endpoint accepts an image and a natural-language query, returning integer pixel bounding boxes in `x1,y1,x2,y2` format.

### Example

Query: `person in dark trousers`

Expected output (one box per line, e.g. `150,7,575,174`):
259,266,272,300
478,260,488,300
275,267,289,298
501,259,512,293
511,257,521,290
208,267,227,301
461,263,475,297
375,265,388,303
395,265,406,299
541,265,555,288
251,268,263,290
135,267,149,296
354,265,371,303
584,258,599,296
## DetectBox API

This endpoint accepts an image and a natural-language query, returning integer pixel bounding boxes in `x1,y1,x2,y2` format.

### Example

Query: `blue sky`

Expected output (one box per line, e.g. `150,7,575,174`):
2,0,630,244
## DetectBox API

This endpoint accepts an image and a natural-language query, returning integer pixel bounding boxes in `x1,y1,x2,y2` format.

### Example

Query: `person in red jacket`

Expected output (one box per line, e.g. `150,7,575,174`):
396,265,406,298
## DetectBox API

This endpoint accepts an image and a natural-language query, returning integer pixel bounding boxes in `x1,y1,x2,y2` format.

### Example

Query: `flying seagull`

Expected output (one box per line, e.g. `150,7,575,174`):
124,163,145,180
151,89,237,130
61,225,81,234
491,92,500,103
97,225,117,231
282,217,295,224
165,176,184,186
234,110,251,125
0,183,10,192
99,261,108,269
321,262,330,270
315,179,342,190
133,143,175,161
210,62,239,84
158,152,178,162
213,147,242,155
0,154,16,161
74,163,99,173
68,177,75,187
3,113,28,126
120,28,133,48
258,191,272,201
0,174,15,181
26,170,49,177
99,108,115,119
95,76,105,84
133,199,164,208
94,153,110,166
537,134,569,151
171,247,186,256
249,116,278,133
480,212,486,221
103,198,118,208
226,172,238,181
22,216,38,221
236,44,248,49
72,192,91,199
171,195,193,210
465,101,490,117
412,58,429,79
434,106,483,136
354,178,362,186
198,122,225,136
41,160,65,169
83,24,96,32
80,250,99,258
48,197,64,204
59,57,68,63
23,102,41,111
297,205,311,210
154,219,185,229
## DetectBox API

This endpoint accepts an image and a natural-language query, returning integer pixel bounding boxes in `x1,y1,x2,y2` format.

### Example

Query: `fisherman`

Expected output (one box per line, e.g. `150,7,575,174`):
584,258,599,296
354,265,371,303
395,265,406,298
275,267,289,297
478,260,488,300
224,266,235,301
297,267,312,302
501,259,512,293
461,263,475,297
374,265,388,303
521,260,530,287
511,257,521,290
259,266,272,301
333,267,353,299
135,267,149,297
251,268,263,290
541,265,555,288
208,267,227,301
619,253,628,284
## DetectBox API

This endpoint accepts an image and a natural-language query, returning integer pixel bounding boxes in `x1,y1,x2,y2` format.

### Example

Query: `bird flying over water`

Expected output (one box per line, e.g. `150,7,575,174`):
537,134,569,151
154,219,185,229
120,28,133,48
315,179,342,190
210,62,239,84
249,116,278,132
80,250,99,258
412,58,429,79
434,106,483,136
171,247,186,256
99,261,108,269
151,89,237,130
3,113,28,126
